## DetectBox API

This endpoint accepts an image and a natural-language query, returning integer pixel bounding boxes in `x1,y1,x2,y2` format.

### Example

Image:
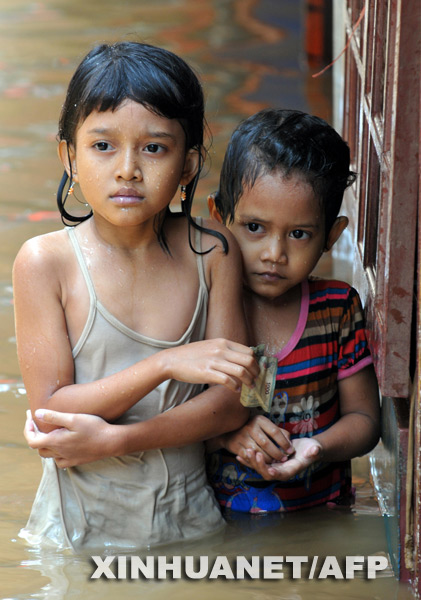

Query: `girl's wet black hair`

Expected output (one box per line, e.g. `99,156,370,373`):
57,41,228,253
216,109,356,238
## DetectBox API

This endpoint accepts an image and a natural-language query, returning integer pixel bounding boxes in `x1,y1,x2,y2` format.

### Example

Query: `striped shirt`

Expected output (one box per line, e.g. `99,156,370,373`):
207,278,373,513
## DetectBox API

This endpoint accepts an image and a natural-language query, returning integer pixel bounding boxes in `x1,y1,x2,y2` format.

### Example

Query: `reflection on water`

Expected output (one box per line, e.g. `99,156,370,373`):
0,0,413,598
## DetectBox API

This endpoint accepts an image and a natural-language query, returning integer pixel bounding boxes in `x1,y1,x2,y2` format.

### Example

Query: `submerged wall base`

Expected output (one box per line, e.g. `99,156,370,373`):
370,396,410,582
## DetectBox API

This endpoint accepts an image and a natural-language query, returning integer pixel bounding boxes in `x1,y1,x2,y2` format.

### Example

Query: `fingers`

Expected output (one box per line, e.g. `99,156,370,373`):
293,438,323,460
303,444,322,459
258,416,291,441
225,417,295,469
236,435,325,482
37,449,73,468
207,368,243,392
235,443,272,464
34,408,75,429
54,457,74,469
265,461,296,480
23,409,89,466
239,416,294,460
265,440,323,480
265,456,314,481
223,340,255,357
253,417,294,457
167,339,258,388
38,448,56,459
225,344,260,381
209,351,259,388
237,451,291,481
237,450,279,480
246,452,300,481
206,356,258,391
209,369,250,392
24,410,48,448
208,339,259,383
24,410,36,436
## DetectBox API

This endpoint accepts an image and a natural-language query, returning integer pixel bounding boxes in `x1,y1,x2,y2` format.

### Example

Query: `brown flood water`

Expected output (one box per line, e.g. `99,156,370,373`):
0,1,414,598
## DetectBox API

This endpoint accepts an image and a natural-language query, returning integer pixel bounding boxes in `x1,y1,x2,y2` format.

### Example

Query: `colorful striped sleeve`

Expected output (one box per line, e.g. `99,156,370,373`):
337,286,373,379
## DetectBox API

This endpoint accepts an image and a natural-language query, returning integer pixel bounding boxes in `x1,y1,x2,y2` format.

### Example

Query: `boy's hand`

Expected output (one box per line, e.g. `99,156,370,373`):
238,436,323,481
223,415,294,462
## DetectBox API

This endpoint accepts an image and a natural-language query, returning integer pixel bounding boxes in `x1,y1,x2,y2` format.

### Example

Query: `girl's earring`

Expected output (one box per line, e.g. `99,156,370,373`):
180,185,186,203
68,180,88,208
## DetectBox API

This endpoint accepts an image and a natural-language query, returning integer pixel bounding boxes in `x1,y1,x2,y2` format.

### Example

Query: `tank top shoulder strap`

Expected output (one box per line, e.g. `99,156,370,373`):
193,217,207,294
66,226,97,302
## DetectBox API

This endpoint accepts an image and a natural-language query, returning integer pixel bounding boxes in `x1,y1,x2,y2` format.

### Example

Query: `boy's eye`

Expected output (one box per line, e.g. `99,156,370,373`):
290,229,310,239
144,143,162,153
94,141,112,152
246,222,261,233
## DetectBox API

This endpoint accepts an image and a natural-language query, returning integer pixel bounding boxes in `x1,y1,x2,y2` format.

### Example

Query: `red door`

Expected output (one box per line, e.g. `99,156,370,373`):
340,0,420,591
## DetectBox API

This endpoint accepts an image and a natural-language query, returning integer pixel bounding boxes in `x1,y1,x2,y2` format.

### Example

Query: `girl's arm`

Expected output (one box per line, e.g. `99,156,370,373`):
26,382,246,467
14,231,256,433
235,364,380,480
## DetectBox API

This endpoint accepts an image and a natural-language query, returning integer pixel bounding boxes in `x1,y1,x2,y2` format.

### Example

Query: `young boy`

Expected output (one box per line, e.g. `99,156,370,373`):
206,109,380,513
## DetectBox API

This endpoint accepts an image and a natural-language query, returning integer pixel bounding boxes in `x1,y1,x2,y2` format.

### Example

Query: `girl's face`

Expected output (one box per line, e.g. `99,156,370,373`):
61,100,197,234
228,172,327,302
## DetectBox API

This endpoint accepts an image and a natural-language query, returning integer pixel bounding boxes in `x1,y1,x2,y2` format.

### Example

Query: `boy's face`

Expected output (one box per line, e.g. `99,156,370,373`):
226,172,327,302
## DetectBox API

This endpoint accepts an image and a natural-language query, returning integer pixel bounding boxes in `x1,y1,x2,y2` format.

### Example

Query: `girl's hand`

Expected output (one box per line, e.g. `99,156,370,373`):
24,409,116,468
165,338,259,392
238,437,323,481
221,415,294,462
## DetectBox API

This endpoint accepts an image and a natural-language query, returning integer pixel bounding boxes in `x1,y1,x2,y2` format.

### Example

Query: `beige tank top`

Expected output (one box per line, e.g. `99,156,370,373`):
20,220,224,552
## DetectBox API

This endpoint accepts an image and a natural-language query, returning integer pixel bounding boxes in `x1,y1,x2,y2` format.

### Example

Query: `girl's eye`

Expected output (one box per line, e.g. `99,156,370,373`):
290,229,310,239
94,141,111,152
246,222,261,233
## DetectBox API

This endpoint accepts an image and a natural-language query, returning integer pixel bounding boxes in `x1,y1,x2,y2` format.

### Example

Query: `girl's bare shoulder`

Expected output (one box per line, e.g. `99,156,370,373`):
165,215,241,289
167,214,238,253
13,229,71,279
199,217,238,253
200,217,241,262
198,218,242,290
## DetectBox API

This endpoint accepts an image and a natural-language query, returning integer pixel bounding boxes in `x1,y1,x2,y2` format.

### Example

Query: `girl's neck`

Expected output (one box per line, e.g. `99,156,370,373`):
86,212,167,254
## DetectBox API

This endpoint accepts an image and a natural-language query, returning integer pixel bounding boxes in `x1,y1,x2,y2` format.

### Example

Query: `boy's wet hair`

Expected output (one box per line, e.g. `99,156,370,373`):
215,109,356,237
57,41,226,253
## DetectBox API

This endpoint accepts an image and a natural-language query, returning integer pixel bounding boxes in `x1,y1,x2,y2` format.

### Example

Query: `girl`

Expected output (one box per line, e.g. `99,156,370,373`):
13,41,258,551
